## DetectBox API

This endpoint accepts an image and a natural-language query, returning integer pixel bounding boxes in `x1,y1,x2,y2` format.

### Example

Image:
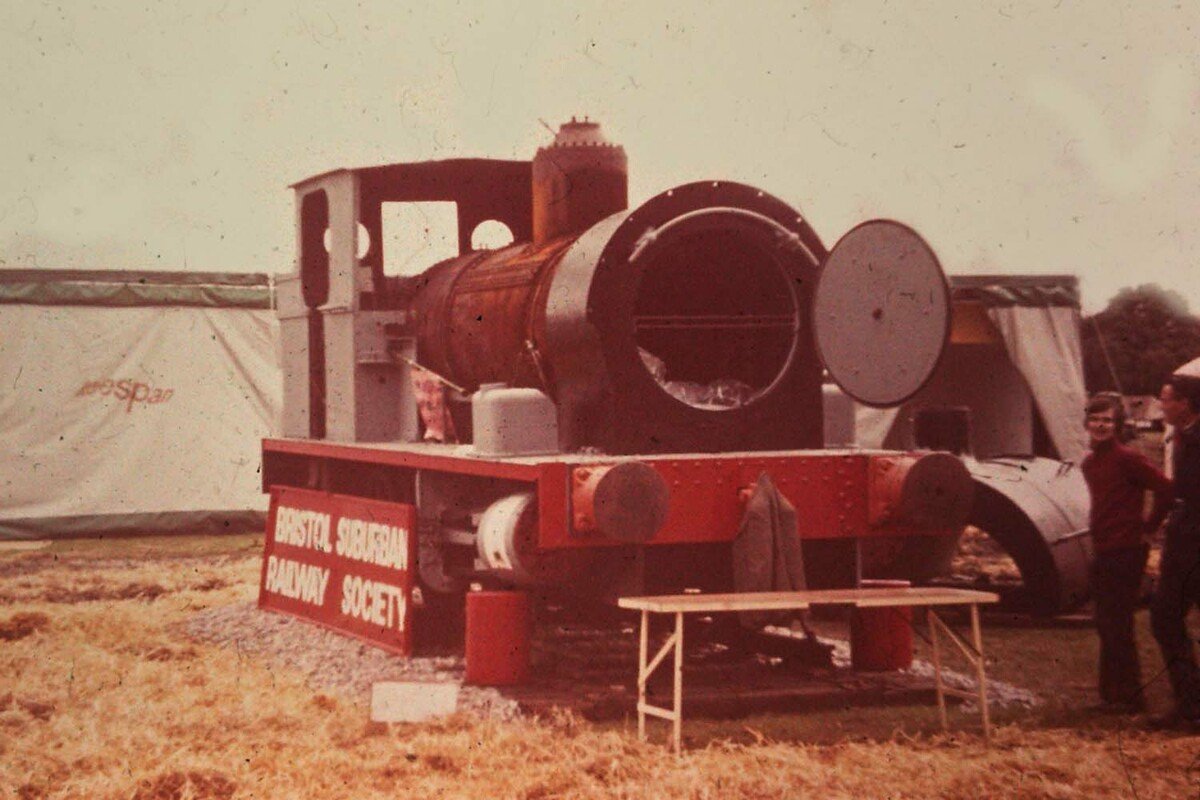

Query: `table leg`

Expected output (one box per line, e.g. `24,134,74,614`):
673,611,683,755
970,604,991,744
928,609,949,733
638,610,648,740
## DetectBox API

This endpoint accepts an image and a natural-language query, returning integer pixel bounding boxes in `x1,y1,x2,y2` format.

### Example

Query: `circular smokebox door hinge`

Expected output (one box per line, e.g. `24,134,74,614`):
814,220,950,408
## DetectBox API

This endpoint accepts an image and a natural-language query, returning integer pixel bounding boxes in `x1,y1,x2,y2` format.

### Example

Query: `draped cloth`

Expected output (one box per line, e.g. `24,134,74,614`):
732,472,811,632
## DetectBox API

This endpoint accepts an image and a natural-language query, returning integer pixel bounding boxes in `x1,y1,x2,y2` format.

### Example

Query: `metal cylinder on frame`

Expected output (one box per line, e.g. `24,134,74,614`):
850,579,914,671
464,589,532,686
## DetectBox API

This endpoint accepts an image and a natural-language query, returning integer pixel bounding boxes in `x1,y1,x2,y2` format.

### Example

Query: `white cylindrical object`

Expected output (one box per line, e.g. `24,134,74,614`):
471,384,559,456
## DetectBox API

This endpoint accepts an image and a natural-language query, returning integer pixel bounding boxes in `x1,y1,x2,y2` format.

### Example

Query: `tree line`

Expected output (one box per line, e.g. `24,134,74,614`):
1082,285,1200,396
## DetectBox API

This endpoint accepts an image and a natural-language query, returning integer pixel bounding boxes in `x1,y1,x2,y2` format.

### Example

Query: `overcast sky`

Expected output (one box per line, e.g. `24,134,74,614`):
1,1,1196,313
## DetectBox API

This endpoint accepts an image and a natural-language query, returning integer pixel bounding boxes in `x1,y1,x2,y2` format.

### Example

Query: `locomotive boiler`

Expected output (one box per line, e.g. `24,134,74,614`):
260,119,974,652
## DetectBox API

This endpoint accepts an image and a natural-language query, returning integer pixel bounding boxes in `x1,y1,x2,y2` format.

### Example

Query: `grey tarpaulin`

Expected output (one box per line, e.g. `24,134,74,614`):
732,472,810,631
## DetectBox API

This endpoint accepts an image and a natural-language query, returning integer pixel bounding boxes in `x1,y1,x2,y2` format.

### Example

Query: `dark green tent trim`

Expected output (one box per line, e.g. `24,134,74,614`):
0,510,267,540
0,269,273,309
949,274,1079,309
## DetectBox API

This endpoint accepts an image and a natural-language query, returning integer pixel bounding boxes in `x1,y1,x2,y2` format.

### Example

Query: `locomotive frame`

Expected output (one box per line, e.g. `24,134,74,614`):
260,119,974,649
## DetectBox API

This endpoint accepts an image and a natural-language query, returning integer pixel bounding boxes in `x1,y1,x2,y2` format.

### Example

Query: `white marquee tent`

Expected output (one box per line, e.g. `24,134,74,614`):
0,270,281,539
854,275,1088,464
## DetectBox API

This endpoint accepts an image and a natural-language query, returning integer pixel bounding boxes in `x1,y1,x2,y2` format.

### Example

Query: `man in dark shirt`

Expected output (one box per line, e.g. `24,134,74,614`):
1081,393,1172,712
1150,374,1200,727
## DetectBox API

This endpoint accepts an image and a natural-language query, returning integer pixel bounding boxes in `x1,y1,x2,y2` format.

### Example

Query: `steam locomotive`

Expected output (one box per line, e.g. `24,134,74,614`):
259,119,975,651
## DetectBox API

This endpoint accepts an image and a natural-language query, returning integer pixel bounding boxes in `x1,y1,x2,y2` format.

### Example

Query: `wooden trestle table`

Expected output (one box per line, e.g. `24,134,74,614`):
617,587,1000,754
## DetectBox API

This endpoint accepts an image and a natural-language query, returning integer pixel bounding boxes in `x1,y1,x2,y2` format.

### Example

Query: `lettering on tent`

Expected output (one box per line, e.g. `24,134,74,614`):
76,378,175,412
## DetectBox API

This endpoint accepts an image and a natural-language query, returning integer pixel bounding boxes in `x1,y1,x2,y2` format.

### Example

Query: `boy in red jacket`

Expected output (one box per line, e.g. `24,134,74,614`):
1081,392,1173,713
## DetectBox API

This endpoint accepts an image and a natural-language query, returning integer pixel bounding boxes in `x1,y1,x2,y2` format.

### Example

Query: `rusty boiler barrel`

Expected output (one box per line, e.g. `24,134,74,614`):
408,117,627,423
406,178,830,455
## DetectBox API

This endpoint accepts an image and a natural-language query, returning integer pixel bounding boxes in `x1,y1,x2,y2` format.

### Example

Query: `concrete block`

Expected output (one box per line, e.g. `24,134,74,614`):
370,681,460,723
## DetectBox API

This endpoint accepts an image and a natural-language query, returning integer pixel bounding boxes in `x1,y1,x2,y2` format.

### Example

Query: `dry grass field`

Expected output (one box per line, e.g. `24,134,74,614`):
2,533,1200,799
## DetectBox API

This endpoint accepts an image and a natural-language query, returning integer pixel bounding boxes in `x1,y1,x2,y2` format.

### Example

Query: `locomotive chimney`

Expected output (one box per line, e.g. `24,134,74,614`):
532,117,628,246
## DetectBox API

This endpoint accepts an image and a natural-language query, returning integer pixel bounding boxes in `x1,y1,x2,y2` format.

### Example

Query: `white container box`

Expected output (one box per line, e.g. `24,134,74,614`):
471,384,559,456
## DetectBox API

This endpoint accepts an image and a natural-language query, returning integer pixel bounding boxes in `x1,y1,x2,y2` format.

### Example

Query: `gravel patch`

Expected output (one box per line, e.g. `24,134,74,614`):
184,602,1036,723
183,602,521,721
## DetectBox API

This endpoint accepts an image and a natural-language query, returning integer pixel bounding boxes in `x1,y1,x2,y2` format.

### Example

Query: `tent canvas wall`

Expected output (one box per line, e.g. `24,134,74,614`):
854,275,1088,464
0,270,281,539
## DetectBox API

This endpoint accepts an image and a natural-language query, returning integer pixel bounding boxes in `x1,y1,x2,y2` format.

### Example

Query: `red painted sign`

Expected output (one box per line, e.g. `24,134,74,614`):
258,486,417,655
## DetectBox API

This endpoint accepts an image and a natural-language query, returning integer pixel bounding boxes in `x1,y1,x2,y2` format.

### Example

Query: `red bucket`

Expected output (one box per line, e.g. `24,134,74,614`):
850,579,913,671
465,590,531,686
